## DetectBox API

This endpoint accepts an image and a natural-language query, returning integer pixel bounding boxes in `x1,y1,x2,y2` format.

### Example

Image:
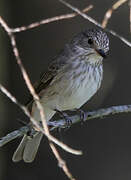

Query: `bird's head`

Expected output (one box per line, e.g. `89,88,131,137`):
71,28,109,64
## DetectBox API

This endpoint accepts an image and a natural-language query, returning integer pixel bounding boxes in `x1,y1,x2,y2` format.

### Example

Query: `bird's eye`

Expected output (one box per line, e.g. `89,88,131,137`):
88,38,93,45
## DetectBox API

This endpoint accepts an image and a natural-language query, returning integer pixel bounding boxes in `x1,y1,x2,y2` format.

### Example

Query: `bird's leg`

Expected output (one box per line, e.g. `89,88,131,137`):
54,109,72,128
17,118,37,138
77,108,86,123
70,108,86,123
26,129,35,139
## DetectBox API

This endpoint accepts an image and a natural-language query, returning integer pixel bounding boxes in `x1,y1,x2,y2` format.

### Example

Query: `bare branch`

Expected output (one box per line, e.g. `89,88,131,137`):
59,0,102,28
0,84,80,180
12,5,93,33
1,80,131,179
1,104,131,146
0,126,29,147
0,83,82,155
0,16,11,33
49,143,76,180
0,16,81,180
59,0,131,47
102,0,128,28
48,105,131,128
0,2,130,179
0,16,51,141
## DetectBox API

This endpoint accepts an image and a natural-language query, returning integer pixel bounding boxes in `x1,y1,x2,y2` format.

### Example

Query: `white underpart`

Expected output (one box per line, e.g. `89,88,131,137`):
32,55,103,122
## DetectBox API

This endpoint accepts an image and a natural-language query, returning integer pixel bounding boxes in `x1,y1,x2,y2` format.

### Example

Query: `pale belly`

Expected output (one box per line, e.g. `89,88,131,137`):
32,78,100,123
32,63,103,122
57,76,101,110
45,65,103,111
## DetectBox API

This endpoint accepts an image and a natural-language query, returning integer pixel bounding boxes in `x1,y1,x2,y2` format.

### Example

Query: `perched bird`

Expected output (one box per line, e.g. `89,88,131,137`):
12,28,109,163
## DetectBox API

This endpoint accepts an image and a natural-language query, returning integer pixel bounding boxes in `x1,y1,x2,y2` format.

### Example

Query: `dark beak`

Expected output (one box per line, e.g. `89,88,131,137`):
96,49,107,58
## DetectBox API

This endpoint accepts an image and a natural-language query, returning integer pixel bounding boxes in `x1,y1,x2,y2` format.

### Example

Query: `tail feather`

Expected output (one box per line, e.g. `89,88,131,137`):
12,107,56,163
12,132,43,163
23,133,43,163
12,135,28,162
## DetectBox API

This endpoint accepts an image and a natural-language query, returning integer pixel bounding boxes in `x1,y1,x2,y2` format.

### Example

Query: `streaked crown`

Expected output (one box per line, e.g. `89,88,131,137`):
71,28,109,58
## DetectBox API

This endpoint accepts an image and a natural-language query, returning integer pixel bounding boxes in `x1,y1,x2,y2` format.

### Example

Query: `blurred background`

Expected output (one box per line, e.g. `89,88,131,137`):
0,0,131,179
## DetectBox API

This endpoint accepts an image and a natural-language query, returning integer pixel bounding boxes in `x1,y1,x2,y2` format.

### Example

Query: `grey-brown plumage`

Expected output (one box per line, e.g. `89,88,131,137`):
12,28,109,163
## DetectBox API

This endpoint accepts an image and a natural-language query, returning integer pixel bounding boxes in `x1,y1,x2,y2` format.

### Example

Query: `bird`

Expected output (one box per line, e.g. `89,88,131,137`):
12,28,109,163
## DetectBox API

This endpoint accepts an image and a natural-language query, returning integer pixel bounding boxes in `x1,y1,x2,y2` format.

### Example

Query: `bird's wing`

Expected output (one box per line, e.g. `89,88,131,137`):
25,45,75,109
25,59,65,109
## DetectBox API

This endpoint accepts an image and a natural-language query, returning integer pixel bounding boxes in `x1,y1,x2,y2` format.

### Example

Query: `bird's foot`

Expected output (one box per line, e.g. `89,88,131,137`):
54,109,72,128
26,130,34,138
26,125,38,139
18,119,37,138
73,108,86,124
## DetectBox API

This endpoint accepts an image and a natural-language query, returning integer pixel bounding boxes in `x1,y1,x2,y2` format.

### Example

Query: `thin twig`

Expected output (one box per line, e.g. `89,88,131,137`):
11,5,93,33
0,84,82,155
59,0,102,28
102,0,128,28
1,104,131,146
0,16,79,180
59,0,131,47
0,2,130,179
49,143,76,180
0,16,51,139
0,126,29,147
0,88,78,180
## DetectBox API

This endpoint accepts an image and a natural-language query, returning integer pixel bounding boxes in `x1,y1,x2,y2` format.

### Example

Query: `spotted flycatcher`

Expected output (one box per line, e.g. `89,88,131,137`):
12,28,109,163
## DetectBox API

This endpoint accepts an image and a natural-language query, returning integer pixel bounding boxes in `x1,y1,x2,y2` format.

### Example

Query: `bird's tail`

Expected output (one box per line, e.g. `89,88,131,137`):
12,106,55,163
12,132,43,163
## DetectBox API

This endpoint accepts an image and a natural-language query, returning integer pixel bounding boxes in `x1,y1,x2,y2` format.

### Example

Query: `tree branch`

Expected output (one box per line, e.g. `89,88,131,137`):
0,15,82,180
102,0,128,28
11,5,93,33
59,0,131,47
1,104,131,147
0,2,130,179
0,84,82,156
